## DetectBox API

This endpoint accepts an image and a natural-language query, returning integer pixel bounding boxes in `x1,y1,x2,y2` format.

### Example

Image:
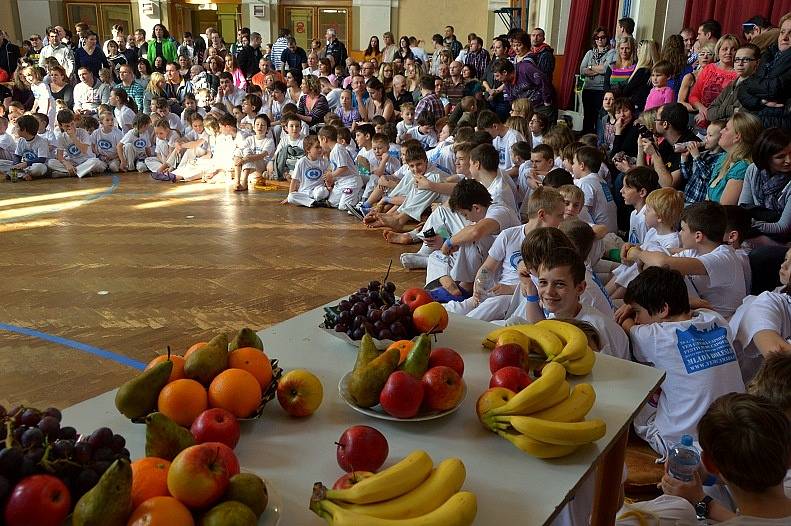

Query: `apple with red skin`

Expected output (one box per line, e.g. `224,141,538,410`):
476,387,516,420
332,471,375,489
4,475,71,526
380,371,424,418
428,348,464,377
412,302,449,333
336,425,389,472
421,366,464,412
489,344,529,374
489,366,532,392
190,408,241,449
276,369,323,417
167,443,232,508
203,441,240,477
400,288,433,312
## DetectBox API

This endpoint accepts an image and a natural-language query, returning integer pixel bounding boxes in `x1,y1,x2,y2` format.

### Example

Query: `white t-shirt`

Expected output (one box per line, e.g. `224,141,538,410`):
736,248,752,294
584,268,615,317
494,128,525,171
15,135,49,164
0,132,16,158
31,82,55,122
154,130,180,159
484,203,521,234
396,120,413,142
369,154,401,177
114,105,135,132
629,309,745,449
330,142,359,182
160,113,184,134
676,244,747,319
549,304,629,360
407,126,437,150
628,205,648,245
293,156,330,194
241,135,275,160
575,173,617,232
487,174,518,212
488,225,526,286
730,291,791,382
614,229,681,289
92,127,123,159
120,128,154,151
427,141,455,175
57,128,95,164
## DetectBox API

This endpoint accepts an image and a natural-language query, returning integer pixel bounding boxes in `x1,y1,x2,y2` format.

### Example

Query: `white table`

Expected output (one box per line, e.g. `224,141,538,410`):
63,305,664,525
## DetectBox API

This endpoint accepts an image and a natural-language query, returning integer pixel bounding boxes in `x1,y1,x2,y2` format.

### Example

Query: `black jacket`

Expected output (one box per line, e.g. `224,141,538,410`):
237,45,262,78
738,45,791,128
0,39,21,75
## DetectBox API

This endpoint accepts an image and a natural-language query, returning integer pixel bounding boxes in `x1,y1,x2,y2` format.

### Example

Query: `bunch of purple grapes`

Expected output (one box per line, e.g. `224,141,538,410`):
0,405,131,506
329,281,415,341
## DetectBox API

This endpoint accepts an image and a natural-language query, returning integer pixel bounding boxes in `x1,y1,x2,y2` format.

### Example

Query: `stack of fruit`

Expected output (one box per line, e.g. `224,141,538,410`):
482,320,597,376
0,405,132,526
344,333,465,418
322,283,449,342
477,362,606,458
310,449,477,526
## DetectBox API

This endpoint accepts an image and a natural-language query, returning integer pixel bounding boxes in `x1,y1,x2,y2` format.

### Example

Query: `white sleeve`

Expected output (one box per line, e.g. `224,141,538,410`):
628,325,656,364
488,230,509,262
697,249,734,288
120,130,134,145
738,293,791,347
291,159,305,183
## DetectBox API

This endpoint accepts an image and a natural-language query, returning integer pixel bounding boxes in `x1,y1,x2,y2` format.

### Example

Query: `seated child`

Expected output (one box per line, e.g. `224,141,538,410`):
174,114,216,182
407,112,438,150
559,219,616,316
360,133,402,205
335,89,361,128
92,111,124,172
0,116,14,162
270,114,305,181
283,134,331,207
572,145,618,233
117,114,154,172
319,125,363,211
153,97,184,134
146,119,181,177
235,114,274,191
0,114,49,179
723,204,752,294
620,166,660,244
239,94,263,134
48,109,107,178
518,144,555,217
478,109,525,180
336,125,358,159
110,88,136,132
511,140,532,205
396,103,415,144
180,92,199,130
619,266,744,458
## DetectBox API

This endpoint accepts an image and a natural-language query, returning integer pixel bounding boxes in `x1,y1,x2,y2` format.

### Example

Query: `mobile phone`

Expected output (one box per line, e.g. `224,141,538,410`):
422,228,436,238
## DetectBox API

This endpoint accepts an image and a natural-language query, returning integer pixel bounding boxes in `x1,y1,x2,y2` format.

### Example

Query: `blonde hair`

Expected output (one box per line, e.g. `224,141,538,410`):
558,184,585,204
525,186,564,219
645,187,684,227
715,34,740,57
709,112,762,191
505,116,531,144
146,72,166,95
630,39,659,81
638,107,658,131
203,115,220,134
511,98,534,120
22,66,42,83
614,36,636,68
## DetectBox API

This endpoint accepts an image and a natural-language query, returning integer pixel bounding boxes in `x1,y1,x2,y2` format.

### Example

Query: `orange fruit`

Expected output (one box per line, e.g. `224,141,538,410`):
130,457,171,509
127,496,194,526
208,368,262,418
145,355,186,383
388,340,413,365
228,347,273,388
157,379,208,426
184,342,207,359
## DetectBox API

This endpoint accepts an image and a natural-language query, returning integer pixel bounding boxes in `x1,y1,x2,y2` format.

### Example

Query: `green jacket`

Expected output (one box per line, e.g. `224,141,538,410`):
146,38,178,66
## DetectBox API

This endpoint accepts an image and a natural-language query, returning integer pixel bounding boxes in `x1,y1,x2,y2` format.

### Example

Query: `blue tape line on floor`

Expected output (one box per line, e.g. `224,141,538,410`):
0,322,145,370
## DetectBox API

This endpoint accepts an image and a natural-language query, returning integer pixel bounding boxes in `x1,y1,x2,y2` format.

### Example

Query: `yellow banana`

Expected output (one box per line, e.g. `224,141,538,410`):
483,362,567,418
564,347,596,376
536,320,589,363
508,416,607,446
337,458,466,519
531,383,596,422
486,381,569,431
496,430,580,458
313,491,478,526
324,450,433,504
495,329,532,353
482,324,563,359
481,326,514,349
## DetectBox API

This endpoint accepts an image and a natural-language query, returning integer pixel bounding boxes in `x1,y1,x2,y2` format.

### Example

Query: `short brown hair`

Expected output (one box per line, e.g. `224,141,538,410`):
558,184,584,204
521,227,574,272
748,352,791,413
651,60,673,76
574,146,602,173
559,218,595,260
403,143,428,163
303,134,320,151
524,186,564,220
537,246,586,285
698,393,791,493
318,125,338,141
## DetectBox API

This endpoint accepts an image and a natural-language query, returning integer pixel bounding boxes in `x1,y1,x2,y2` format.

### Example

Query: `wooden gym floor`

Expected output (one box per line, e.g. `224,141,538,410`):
0,174,424,410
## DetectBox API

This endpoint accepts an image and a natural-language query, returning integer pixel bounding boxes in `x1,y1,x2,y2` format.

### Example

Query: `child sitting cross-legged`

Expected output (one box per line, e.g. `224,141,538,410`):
618,266,744,458
606,187,684,299
92,111,123,172
49,109,107,178
235,114,274,191
319,125,363,212
0,114,49,180
360,133,402,211
283,135,331,207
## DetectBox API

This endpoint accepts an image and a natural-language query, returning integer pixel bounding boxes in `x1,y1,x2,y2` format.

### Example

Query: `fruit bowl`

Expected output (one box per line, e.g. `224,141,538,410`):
258,476,283,526
338,372,466,422
240,359,284,421
319,323,396,349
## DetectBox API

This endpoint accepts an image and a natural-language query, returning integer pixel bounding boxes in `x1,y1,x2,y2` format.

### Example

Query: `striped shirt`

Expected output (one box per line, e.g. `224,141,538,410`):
115,80,145,111
608,65,635,87
414,93,445,122
270,37,289,71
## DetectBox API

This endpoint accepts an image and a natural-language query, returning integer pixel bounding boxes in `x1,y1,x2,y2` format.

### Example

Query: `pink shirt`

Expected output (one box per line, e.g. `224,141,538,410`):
644,86,675,110
689,63,738,108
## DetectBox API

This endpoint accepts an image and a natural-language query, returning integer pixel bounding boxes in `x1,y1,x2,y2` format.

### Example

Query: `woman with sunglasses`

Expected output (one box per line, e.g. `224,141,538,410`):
579,27,614,134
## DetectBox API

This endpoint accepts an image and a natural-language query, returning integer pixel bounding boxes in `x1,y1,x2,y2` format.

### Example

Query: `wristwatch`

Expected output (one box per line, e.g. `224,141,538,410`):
695,495,713,520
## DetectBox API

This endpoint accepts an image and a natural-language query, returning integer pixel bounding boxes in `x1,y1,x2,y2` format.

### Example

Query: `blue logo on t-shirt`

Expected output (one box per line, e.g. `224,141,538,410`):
628,228,639,244
509,251,522,271
67,144,80,157
305,168,322,181
134,138,147,149
600,181,614,202
21,149,37,162
97,139,112,151
675,324,736,374
498,148,506,164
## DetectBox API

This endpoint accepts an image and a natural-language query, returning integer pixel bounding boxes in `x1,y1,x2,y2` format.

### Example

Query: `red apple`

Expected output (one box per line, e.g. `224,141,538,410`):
191,408,241,449
167,443,232,509
380,371,424,418
276,369,323,417
336,425,389,472
400,287,433,312
489,366,532,392
4,475,71,526
412,302,449,333
332,471,375,490
428,348,464,377
489,344,529,374
203,441,240,477
476,387,516,420
421,366,464,412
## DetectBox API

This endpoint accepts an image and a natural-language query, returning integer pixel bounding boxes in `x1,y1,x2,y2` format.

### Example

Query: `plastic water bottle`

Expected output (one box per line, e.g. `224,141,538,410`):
474,268,496,301
667,435,700,482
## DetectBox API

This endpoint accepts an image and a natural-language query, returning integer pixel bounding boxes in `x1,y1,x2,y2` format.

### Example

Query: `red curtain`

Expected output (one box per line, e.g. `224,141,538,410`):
559,0,595,109
598,0,621,37
683,0,791,37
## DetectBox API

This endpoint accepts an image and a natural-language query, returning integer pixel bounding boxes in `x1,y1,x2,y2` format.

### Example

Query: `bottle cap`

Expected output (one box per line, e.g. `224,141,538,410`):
680,434,693,446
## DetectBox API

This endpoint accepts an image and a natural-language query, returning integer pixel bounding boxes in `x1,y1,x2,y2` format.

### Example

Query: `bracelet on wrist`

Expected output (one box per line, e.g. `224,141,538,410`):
444,238,453,249
524,294,540,303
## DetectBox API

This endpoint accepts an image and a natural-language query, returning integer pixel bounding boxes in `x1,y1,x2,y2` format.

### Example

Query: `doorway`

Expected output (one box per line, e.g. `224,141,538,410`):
65,2,134,42
279,3,351,51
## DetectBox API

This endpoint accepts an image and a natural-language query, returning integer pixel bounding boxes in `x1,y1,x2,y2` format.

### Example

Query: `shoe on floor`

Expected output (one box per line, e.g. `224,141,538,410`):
400,252,428,270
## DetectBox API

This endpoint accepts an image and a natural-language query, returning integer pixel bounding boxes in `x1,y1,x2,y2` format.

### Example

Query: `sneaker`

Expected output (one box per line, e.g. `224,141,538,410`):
135,161,147,172
346,205,364,220
400,252,428,270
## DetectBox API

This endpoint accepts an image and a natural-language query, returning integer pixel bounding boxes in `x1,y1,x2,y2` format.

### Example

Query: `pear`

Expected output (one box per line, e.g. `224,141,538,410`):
229,327,264,351
114,360,173,419
185,332,229,385
72,459,132,526
201,501,258,526
347,348,400,408
352,332,381,373
145,412,195,460
399,333,431,378
225,473,268,517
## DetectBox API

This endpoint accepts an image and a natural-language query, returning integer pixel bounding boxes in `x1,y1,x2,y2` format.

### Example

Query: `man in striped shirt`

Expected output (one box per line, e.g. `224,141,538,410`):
270,28,291,71
465,37,490,80
415,75,446,123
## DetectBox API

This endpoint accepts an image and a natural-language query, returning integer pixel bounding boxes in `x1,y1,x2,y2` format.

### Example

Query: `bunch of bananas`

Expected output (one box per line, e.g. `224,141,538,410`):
310,450,477,526
482,320,596,375
480,362,606,458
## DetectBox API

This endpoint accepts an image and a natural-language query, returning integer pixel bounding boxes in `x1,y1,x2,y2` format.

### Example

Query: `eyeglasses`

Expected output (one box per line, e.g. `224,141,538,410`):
734,57,756,63
595,35,608,40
